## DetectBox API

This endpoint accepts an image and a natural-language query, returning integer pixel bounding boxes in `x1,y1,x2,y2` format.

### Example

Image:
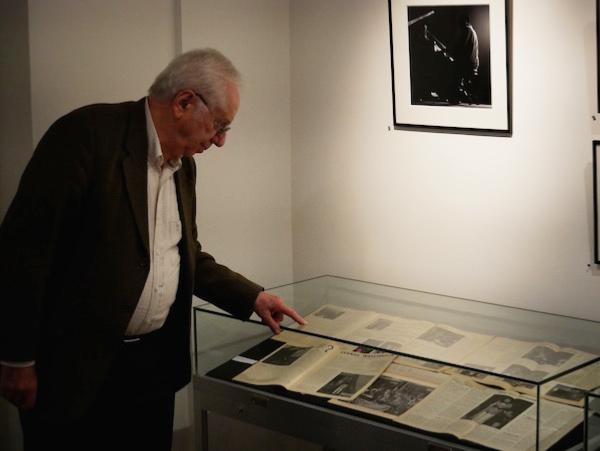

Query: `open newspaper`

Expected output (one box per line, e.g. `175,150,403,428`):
297,304,495,362
294,304,599,407
447,337,600,407
233,331,394,400
331,363,583,451
231,322,585,450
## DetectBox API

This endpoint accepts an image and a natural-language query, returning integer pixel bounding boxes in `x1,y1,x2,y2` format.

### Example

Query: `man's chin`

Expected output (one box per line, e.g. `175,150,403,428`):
194,145,210,155
184,147,204,157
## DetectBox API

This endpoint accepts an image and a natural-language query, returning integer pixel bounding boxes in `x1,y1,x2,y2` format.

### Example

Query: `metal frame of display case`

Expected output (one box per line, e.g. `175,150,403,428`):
585,388,600,451
193,275,600,451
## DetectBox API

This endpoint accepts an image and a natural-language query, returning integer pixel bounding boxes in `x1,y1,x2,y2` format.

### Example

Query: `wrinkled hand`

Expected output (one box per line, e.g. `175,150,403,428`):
0,364,37,410
253,291,306,334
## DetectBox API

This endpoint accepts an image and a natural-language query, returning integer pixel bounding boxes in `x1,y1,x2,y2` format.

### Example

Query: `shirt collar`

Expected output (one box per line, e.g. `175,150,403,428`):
144,98,182,171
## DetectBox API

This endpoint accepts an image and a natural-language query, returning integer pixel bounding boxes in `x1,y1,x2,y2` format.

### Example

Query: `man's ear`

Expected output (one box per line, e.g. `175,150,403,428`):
172,90,196,119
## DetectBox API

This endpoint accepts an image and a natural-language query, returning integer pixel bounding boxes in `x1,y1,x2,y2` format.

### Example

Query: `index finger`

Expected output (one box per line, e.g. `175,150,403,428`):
280,305,306,326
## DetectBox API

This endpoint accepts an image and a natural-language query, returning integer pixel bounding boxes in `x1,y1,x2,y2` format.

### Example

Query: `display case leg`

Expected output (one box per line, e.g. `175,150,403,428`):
197,409,208,451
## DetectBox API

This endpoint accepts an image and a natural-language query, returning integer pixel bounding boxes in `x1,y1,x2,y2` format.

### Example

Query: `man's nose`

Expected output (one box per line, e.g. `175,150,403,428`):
211,134,226,147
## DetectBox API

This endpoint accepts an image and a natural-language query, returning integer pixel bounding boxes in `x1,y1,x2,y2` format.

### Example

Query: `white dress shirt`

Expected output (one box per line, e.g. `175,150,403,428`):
124,99,183,336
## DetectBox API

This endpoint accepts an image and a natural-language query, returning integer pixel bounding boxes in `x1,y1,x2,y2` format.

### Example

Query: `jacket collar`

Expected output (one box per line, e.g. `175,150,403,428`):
122,98,150,255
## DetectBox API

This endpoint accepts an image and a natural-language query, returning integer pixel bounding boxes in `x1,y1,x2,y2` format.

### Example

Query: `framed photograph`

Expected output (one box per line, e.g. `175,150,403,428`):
594,141,600,264
388,0,511,135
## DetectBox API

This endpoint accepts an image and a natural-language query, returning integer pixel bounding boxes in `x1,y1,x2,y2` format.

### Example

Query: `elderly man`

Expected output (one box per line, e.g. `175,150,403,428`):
0,48,304,451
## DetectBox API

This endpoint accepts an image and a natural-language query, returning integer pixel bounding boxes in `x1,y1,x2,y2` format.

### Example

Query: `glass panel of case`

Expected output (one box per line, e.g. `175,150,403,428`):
194,275,600,450
586,388,600,450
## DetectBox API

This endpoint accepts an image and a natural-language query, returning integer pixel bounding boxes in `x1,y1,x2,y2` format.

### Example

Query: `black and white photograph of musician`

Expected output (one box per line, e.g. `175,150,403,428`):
317,372,373,397
545,384,586,403
351,376,434,416
407,5,491,107
462,395,532,429
417,326,464,348
263,344,311,366
521,345,574,367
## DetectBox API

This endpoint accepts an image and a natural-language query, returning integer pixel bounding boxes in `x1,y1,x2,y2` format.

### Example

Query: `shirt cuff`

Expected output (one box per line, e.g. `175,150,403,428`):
1,360,35,368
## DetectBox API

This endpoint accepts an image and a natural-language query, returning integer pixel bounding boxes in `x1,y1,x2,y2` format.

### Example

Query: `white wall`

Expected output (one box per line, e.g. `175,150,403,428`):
290,0,600,321
180,0,294,289
28,0,178,143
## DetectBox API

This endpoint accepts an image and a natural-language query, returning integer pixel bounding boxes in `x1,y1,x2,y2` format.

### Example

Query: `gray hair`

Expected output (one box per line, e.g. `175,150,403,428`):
149,48,241,110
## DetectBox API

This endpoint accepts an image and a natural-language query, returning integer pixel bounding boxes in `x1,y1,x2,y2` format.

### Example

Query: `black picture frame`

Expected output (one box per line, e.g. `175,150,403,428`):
594,141,600,264
388,0,512,136
597,0,599,112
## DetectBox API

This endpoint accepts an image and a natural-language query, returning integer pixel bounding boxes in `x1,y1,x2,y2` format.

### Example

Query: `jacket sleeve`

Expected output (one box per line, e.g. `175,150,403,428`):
0,113,92,362
186,159,263,320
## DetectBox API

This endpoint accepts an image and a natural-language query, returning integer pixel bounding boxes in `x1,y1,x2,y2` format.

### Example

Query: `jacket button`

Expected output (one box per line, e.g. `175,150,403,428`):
138,260,147,268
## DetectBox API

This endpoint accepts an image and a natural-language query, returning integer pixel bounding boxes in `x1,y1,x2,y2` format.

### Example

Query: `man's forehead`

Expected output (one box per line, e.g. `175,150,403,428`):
226,82,240,112
220,81,240,123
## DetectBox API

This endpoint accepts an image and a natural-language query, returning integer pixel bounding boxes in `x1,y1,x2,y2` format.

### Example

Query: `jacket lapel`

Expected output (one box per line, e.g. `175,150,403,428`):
174,162,195,269
122,99,150,256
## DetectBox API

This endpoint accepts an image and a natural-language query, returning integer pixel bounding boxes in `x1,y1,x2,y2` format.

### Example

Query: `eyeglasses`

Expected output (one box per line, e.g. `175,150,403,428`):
193,91,231,137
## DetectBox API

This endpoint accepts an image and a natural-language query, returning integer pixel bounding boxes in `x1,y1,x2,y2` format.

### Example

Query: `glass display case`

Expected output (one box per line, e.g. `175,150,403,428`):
586,388,600,450
193,275,600,451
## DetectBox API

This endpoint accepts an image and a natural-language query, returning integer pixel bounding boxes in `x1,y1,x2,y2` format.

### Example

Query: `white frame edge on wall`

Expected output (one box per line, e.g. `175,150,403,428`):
388,0,511,135
594,141,600,265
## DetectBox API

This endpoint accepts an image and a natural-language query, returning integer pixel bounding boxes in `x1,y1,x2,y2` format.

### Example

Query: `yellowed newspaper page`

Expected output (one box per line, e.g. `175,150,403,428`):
400,324,494,364
461,397,582,451
398,378,485,437
294,304,377,337
498,342,596,380
454,337,598,404
535,400,584,450
541,360,600,406
398,378,545,450
457,337,537,373
339,313,434,353
233,334,337,388
399,376,581,451
555,360,600,389
385,362,452,387
393,355,451,372
460,337,596,381
233,331,394,400
290,350,395,400
334,370,582,451
329,362,450,421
